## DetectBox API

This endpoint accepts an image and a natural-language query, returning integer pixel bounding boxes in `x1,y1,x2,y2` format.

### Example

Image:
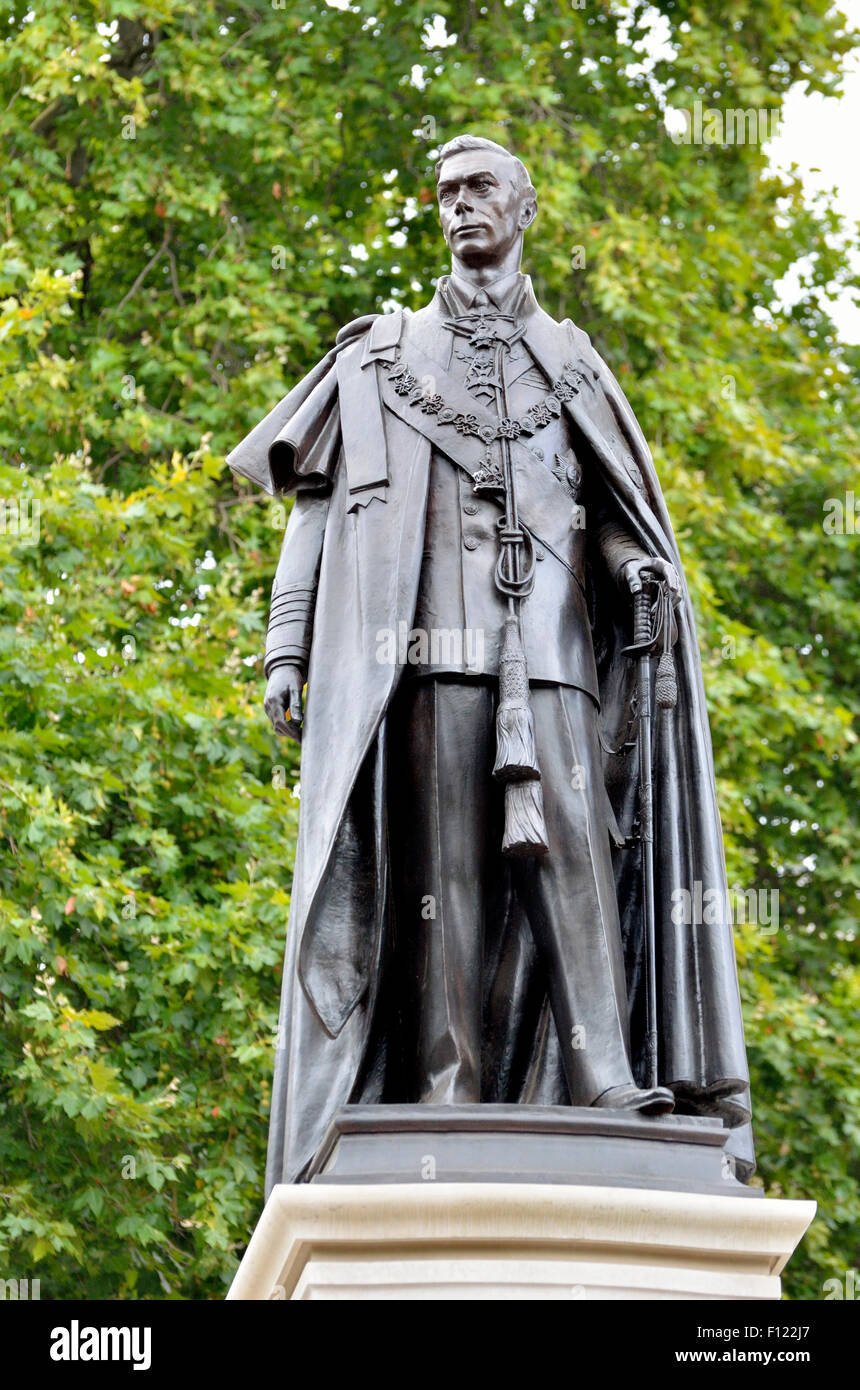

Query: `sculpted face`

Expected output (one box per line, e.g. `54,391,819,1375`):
436,148,535,268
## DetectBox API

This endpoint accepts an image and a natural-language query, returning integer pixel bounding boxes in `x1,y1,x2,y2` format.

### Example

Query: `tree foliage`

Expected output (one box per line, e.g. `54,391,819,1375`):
1,0,857,1298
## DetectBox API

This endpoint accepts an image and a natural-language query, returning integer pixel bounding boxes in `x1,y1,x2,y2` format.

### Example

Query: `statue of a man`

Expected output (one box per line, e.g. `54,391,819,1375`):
228,134,754,1191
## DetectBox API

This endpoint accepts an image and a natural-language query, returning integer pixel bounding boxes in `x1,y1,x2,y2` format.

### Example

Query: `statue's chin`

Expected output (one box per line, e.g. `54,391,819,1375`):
452,242,501,268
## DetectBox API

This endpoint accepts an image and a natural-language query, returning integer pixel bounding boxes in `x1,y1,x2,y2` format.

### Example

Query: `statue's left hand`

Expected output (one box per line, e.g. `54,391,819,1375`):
621,557,681,601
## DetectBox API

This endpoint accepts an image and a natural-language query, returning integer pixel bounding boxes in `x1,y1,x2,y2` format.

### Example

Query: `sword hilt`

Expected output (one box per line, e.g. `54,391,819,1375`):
632,588,652,648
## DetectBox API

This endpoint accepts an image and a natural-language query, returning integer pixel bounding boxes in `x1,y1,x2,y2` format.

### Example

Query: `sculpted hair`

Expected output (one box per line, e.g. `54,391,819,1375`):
434,134,537,204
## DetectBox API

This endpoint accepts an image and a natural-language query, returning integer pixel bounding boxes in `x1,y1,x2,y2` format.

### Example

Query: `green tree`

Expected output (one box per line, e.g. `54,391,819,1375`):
1,0,857,1298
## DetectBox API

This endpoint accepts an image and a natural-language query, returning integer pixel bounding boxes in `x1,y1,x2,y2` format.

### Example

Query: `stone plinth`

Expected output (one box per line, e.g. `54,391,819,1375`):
227,1182,816,1301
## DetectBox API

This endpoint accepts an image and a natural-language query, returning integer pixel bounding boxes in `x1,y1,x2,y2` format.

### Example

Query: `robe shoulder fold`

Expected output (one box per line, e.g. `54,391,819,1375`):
226,313,387,495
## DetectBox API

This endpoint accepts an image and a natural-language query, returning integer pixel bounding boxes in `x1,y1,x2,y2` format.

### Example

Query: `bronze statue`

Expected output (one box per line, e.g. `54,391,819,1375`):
228,135,754,1191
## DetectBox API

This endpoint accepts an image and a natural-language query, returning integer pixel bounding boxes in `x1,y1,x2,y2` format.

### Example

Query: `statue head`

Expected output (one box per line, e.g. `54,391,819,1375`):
435,134,537,271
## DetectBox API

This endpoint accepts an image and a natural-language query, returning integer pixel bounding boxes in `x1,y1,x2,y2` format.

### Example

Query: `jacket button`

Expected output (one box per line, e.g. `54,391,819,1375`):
463,501,478,516
535,547,545,561
463,536,480,551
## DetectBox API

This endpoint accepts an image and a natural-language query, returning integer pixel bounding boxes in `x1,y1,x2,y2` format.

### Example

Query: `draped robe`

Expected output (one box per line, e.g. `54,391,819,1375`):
227,285,755,1189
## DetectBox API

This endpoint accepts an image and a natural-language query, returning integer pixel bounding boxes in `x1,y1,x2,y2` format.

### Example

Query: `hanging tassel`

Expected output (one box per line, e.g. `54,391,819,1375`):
493,614,540,780
503,780,550,857
655,589,678,710
655,650,677,709
492,615,549,856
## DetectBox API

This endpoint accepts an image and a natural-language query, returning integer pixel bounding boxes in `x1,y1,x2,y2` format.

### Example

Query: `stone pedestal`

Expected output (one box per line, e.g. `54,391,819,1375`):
228,1106,814,1301
227,1181,815,1300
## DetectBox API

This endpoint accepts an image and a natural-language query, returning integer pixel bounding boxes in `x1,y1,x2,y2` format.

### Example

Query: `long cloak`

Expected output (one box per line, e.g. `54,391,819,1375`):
228,289,755,1189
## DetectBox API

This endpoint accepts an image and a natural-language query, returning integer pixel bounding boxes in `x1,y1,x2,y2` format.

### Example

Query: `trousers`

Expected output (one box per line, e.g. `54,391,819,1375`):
385,676,637,1107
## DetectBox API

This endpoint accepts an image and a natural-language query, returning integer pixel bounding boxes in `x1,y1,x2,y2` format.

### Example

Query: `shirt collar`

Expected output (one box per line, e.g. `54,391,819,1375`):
441,269,528,318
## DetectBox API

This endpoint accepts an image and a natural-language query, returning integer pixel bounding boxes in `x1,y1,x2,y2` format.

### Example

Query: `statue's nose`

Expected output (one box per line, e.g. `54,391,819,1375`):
454,191,473,214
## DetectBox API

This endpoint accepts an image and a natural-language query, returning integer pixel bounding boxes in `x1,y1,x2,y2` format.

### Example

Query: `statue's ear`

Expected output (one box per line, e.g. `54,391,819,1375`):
519,197,537,230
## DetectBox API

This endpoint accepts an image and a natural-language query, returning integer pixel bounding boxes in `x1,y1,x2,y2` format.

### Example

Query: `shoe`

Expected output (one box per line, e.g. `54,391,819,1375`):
592,1083,675,1116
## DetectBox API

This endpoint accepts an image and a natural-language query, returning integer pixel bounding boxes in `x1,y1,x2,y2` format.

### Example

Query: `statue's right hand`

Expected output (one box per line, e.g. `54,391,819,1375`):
264,665,305,742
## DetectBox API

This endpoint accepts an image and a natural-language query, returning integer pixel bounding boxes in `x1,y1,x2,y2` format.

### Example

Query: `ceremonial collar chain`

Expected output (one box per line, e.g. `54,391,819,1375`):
386,357,588,446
